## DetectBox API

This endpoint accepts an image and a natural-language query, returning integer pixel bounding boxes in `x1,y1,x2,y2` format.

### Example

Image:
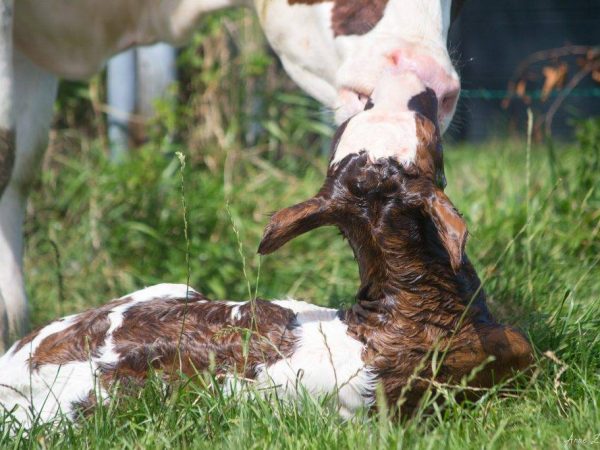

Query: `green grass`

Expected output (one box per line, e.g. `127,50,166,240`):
3,121,599,448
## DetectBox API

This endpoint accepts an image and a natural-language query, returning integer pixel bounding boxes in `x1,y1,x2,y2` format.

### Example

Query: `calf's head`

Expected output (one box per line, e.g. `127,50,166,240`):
259,73,467,274
257,0,465,131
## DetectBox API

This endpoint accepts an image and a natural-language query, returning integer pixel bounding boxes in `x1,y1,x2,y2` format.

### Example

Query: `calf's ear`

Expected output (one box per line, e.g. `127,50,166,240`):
258,197,333,255
423,188,468,272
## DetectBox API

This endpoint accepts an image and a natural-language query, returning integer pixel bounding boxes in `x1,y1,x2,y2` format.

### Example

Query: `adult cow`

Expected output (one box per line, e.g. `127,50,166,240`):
0,0,465,351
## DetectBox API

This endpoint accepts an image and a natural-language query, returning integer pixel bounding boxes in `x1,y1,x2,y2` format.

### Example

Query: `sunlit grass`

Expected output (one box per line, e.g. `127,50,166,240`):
4,119,597,448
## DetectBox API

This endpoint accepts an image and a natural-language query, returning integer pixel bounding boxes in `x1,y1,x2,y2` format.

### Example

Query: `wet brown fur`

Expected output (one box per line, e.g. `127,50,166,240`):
102,296,298,383
259,96,533,416
12,325,41,354
19,290,298,391
27,297,132,368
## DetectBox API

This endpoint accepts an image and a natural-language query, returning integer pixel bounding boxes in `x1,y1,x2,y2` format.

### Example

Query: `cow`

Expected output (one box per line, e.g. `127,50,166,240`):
0,0,466,351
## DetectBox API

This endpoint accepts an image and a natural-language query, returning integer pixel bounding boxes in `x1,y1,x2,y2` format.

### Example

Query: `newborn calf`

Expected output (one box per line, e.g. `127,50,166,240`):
0,72,532,427
260,71,533,413
1,283,372,426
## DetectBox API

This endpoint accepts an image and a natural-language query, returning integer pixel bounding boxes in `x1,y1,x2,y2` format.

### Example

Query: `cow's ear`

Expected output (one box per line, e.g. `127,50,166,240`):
423,188,468,272
258,197,334,255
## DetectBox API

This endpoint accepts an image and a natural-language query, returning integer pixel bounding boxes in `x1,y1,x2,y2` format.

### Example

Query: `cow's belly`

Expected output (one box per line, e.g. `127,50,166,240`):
13,0,217,80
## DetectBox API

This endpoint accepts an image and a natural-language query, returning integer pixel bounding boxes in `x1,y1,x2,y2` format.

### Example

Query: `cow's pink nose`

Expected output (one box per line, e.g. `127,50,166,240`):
387,50,460,122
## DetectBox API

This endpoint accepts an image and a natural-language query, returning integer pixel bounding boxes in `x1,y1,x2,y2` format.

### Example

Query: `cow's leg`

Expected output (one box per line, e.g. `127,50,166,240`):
0,49,58,349
0,0,15,351
0,0,14,194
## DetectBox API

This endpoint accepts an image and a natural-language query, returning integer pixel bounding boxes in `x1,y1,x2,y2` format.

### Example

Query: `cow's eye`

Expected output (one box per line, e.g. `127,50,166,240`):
357,92,374,110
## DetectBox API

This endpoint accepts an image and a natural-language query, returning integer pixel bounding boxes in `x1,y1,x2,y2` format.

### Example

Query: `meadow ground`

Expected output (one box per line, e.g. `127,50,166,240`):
1,117,597,449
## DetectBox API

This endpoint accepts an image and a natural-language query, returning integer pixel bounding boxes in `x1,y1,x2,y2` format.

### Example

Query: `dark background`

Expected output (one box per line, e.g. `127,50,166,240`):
449,0,600,140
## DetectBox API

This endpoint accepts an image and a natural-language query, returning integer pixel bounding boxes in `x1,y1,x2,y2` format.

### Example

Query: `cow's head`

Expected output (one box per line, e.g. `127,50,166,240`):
255,0,465,132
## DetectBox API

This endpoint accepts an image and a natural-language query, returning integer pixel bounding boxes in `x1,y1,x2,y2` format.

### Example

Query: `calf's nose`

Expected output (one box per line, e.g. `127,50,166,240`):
386,49,460,123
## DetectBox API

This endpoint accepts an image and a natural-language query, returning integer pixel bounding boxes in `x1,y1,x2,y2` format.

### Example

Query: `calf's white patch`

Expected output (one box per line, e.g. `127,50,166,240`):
258,299,376,417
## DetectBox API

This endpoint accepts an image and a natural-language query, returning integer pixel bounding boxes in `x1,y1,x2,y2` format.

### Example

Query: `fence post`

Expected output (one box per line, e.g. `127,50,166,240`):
136,43,177,119
107,49,136,161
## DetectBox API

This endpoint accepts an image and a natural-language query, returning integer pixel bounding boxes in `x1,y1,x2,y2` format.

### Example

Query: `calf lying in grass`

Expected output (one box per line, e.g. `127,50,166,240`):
259,73,534,414
0,73,533,428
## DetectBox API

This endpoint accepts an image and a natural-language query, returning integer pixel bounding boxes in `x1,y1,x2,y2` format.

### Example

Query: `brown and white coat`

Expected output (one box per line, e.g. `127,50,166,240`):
0,73,532,427
0,284,375,426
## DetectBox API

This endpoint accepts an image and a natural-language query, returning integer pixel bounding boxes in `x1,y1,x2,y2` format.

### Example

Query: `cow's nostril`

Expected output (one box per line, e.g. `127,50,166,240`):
441,89,460,112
